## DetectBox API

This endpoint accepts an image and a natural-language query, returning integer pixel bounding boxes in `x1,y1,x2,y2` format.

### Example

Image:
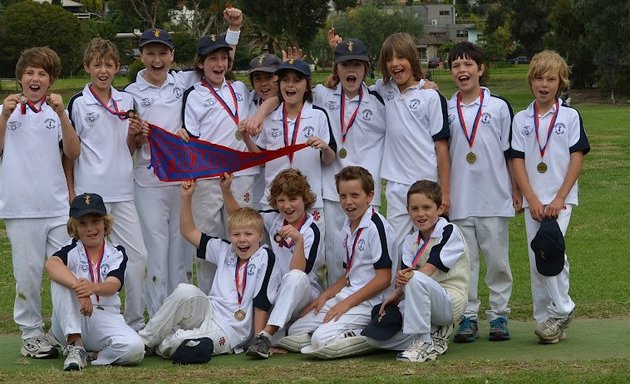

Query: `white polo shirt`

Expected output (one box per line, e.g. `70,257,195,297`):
68,85,135,202
53,239,127,313
197,234,280,349
261,210,323,297
336,208,396,304
0,103,68,218
373,79,450,185
511,99,590,207
314,83,386,206
182,79,257,178
124,69,200,187
255,101,335,208
447,87,515,220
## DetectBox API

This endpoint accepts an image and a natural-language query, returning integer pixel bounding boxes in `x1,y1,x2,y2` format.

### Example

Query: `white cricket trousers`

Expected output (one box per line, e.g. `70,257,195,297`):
138,283,231,357
452,216,512,321
192,176,254,294
5,216,68,339
134,183,194,316
385,180,414,260
267,270,313,342
105,201,148,331
524,206,575,322
50,282,144,365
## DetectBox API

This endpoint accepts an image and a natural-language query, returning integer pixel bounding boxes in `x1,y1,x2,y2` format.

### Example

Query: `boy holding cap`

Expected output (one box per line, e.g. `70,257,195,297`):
45,193,144,371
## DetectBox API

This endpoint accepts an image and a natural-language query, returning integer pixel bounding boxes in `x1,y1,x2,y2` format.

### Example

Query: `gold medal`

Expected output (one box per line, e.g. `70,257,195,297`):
466,151,477,164
234,309,246,321
273,232,284,245
339,147,348,159
345,273,350,287
125,109,138,119
235,130,243,141
537,161,548,174
404,270,414,280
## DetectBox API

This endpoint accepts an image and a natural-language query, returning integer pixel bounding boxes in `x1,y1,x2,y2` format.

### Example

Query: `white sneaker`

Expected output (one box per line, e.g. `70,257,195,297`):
63,344,87,371
21,335,59,359
396,339,438,363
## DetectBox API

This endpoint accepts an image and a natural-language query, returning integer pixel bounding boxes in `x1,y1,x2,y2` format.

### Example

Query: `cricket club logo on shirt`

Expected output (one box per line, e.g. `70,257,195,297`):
408,99,421,111
325,100,340,110
141,97,153,107
235,93,245,102
44,118,57,130
384,90,395,101
203,98,217,108
522,125,534,136
312,209,320,221
247,264,256,275
226,255,237,266
7,121,21,131
80,260,89,272
481,112,491,124
270,127,282,138
357,239,366,251
303,126,315,138
173,87,183,99
100,263,110,277
85,112,99,126
554,123,566,135
361,109,373,121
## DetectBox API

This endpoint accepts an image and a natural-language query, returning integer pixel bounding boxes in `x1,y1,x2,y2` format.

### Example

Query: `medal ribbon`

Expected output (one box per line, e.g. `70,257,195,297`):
200,78,239,126
533,100,560,159
235,259,250,306
344,228,364,279
20,96,47,114
88,85,130,120
281,214,308,248
456,89,484,149
340,87,363,145
85,241,105,302
410,232,430,269
282,104,303,163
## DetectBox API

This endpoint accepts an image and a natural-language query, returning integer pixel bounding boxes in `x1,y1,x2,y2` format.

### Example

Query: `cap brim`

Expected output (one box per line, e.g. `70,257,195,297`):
247,66,278,75
139,39,174,49
198,44,232,56
335,54,369,64
275,67,311,77
70,208,107,218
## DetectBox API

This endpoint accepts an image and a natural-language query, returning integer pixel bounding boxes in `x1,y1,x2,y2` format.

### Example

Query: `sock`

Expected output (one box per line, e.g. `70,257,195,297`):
260,331,272,341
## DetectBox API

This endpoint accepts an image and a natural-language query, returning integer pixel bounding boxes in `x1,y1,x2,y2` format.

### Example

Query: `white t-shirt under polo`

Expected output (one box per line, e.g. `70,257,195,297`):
0,104,68,218
374,79,450,185
68,84,135,202
511,99,590,207
314,83,386,206
182,79,257,178
447,87,515,220
124,69,200,187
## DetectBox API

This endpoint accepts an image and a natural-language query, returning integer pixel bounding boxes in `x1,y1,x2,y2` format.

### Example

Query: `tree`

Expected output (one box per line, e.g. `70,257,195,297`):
0,1,83,76
108,0,178,28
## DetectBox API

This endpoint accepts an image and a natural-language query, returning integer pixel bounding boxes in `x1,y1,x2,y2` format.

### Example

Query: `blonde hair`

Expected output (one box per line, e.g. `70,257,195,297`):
67,214,114,240
527,50,570,99
83,37,120,66
227,207,264,236
268,169,316,211
15,47,61,84
379,33,423,84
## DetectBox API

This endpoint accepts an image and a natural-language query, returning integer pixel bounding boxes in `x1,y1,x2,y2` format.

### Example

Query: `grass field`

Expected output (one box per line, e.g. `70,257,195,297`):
1,66,630,382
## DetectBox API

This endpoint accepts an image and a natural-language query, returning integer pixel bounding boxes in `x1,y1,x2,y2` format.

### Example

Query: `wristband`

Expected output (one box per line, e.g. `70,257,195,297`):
225,29,240,45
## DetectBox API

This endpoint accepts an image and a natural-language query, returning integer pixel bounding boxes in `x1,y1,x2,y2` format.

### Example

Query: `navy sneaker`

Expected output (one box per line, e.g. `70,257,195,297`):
453,316,479,343
489,317,511,341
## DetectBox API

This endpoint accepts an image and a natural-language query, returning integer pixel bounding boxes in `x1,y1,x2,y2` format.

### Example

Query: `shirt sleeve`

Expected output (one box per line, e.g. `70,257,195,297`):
426,224,465,272
369,215,393,270
252,248,279,311
568,108,590,155
303,223,321,275
430,91,450,141
108,245,128,289
197,233,230,265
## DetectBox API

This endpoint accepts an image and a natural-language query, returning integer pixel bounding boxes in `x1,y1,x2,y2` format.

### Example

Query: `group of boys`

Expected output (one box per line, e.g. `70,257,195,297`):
0,5,589,372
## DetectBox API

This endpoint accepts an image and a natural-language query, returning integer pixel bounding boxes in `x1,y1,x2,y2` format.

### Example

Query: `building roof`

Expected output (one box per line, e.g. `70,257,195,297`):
33,0,84,7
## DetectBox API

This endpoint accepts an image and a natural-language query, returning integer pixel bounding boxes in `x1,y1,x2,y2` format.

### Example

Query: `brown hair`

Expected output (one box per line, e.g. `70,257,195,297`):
15,47,62,85
227,207,264,236
331,60,370,88
407,180,442,208
335,166,374,195
527,50,570,99
268,169,316,211
379,33,423,84
194,48,233,77
67,214,114,240
83,38,120,66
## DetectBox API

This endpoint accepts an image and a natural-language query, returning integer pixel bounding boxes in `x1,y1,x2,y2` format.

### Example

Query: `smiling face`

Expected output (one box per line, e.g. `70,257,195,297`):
275,193,306,225
84,57,119,94
229,224,263,260
407,192,443,240
76,215,106,251
338,179,374,229
251,72,278,101
199,49,229,88
450,56,484,99
279,71,308,108
140,43,174,86
531,71,560,112
386,51,415,92
337,60,367,97
19,66,51,102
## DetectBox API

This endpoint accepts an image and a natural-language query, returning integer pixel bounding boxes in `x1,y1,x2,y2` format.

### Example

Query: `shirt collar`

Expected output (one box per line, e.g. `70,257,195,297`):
83,84,124,105
136,69,175,91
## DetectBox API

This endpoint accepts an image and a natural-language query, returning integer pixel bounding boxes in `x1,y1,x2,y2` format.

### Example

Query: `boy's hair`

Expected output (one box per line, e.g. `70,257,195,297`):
447,42,484,70
335,166,374,195
194,48,233,76
15,47,62,84
331,60,370,88
67,214,114,240
407,180,442,208
268,169,317,211
527,50,570,99
278,70,313,104
83,38,120,66
227,207,264,236
379,33,423,84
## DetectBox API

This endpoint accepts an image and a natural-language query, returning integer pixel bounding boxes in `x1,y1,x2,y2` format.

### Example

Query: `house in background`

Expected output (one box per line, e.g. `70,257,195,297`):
33,0,100,19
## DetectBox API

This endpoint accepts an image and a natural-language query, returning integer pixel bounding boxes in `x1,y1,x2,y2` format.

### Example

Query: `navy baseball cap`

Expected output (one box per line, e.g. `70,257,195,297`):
361,304,403,341
531,218,565,276
139,28,174,50
70,193,107,218
334,39,369,64
197,34,232,56
248,53,282,75
275,58,311,78
171,338,213,365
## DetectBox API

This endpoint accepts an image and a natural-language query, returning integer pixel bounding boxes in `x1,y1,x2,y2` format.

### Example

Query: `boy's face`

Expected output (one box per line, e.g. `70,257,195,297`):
450,56,484,95
199,49,229,88
251,72,277,101
84,57,119,93
407,192,443,238
386,51,413,91
140,43,174,86
229,225,263,260
337,60,366,96
531,70,560,108
338,179,374,225
274,193,306,225
279,71,307,107
76,215,106,249
19,66,51,102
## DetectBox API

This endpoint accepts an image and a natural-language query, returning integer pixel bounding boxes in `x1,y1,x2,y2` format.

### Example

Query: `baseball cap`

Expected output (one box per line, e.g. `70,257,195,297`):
138,28,174,50
360,304,402,341
70,193,107,218
275,58,311,78
197,34,232,56
334,39,369,64
248,53,282,75
171,338,213,365
531,217,565,276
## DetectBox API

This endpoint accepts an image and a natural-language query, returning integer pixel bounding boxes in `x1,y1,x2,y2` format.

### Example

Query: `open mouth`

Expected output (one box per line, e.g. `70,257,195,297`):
346,75,357,86
458,75,470,82
237,244,250,253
